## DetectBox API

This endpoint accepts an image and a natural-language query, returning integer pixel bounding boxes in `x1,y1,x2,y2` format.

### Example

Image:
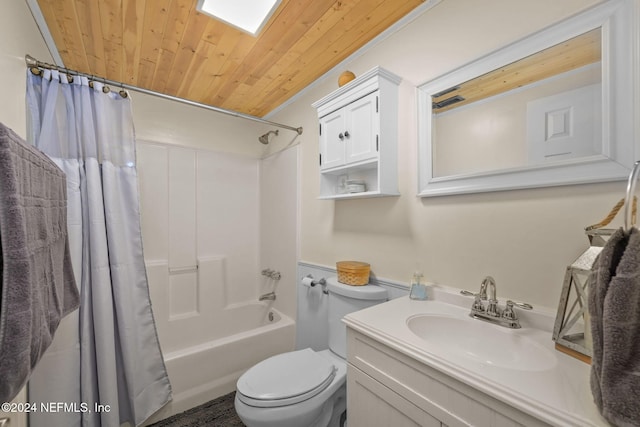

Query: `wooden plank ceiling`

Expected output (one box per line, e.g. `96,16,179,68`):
35,0,425,117
432,28,602,113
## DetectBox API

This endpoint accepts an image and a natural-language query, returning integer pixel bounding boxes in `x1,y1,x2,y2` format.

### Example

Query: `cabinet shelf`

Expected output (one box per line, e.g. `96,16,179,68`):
320,157,378,175
312,66,401,200
318,190,400,200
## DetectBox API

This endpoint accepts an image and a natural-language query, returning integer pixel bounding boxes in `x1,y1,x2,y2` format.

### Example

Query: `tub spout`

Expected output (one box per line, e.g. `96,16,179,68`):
259,292,276,301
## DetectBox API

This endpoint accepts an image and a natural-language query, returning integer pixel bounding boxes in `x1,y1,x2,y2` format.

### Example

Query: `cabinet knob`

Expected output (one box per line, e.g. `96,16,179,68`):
344,131,350,138
338,133,344,140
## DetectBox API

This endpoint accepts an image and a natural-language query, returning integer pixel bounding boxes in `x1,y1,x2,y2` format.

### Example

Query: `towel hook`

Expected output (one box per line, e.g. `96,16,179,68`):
624,160,640,231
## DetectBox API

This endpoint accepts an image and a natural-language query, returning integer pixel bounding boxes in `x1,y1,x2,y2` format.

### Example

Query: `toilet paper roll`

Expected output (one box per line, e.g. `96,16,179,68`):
301,276,314,288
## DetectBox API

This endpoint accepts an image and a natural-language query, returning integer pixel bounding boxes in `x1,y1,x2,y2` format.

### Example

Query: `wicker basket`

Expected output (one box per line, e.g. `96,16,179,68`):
336,261,370,286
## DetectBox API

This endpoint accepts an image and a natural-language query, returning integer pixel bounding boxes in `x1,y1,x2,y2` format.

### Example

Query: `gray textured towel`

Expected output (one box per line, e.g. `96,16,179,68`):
589,227,640,427
0,123,79,403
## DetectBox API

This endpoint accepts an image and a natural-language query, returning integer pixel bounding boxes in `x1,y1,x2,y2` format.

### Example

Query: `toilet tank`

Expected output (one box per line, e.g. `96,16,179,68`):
327,277,388,358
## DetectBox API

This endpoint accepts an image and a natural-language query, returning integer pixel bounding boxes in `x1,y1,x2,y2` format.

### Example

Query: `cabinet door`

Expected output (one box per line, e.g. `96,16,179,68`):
348,365,442,427
344,91,379,165
319,108,346,170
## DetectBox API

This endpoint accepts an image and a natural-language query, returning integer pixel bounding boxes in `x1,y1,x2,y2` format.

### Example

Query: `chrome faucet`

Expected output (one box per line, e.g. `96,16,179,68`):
481,276,499,317
259,292,276,301
479,275,496,300
461,276,532,329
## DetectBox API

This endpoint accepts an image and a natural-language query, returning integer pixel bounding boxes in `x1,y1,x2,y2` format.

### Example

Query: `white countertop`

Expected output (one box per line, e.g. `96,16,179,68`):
343,285,608,427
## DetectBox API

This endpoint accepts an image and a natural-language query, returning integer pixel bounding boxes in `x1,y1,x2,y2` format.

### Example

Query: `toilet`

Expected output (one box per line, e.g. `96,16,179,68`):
234,277,388,427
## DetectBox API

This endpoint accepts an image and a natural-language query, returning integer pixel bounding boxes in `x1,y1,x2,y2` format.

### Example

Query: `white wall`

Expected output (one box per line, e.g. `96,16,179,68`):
269,0,631,310
0,0,52,138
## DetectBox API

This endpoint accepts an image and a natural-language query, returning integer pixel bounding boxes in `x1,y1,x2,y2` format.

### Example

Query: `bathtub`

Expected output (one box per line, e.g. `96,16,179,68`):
144,303,295,424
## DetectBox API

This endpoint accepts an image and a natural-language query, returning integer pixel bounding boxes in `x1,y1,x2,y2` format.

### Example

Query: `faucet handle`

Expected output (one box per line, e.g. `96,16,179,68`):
472,294,485,312
502,300,533,321
502,301,515,320
461,291,485,312
506,300,533,310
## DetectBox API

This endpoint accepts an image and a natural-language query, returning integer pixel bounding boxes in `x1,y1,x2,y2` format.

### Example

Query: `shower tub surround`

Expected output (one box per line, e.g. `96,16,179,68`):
137,142,298,422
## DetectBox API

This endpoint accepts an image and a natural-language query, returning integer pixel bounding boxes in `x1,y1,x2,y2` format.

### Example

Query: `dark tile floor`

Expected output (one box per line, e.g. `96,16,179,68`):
149,392,245,427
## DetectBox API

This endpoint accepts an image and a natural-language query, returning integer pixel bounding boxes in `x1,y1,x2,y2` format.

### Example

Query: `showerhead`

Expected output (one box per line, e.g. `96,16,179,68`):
258,130,279,144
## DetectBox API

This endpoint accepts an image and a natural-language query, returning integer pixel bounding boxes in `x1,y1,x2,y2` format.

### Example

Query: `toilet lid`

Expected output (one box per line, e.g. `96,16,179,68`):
236,348,336,408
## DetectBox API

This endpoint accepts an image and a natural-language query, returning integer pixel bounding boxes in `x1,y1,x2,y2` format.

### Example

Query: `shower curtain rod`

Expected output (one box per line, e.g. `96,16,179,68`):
24,54,303,135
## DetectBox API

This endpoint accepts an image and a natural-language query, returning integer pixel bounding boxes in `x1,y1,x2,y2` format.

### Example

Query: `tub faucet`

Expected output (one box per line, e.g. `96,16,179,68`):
259,292,276,301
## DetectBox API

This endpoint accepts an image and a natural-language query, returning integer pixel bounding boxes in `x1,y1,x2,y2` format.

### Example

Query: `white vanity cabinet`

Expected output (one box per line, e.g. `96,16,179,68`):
346,329,550,427
312,67,400,199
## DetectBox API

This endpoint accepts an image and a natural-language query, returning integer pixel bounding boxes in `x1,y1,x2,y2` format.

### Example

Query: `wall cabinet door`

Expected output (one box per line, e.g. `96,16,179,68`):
319,108,346,170
320,91,379,171
344,91,379,165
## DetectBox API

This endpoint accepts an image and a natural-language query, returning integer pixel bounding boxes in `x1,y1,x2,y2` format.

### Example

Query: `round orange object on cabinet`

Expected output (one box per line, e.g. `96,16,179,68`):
338,71,356,87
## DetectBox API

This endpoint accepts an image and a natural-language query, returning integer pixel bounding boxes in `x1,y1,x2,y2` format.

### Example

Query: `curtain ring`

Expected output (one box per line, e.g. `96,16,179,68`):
119,90,128,98
89,81,94,89
67,74,74,83
102,85,110,94
30,67,42,76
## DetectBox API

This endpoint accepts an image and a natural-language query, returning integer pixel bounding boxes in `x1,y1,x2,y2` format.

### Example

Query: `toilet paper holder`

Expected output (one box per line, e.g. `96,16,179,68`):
303,274,328,294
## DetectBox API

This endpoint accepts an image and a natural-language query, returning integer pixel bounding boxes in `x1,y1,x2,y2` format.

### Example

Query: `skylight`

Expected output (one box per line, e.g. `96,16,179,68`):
196,0,282,36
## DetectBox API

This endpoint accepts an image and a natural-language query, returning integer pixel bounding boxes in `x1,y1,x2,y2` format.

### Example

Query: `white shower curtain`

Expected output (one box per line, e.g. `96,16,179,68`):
25,69,172,427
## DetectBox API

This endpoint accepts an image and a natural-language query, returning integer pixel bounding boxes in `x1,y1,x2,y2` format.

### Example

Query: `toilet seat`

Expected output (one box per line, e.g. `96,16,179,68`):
237,348,336,408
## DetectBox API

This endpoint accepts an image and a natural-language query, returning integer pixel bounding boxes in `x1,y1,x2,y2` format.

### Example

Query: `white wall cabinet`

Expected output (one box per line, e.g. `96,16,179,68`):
312,67,401,199
319,91,379,170
347,328,550,427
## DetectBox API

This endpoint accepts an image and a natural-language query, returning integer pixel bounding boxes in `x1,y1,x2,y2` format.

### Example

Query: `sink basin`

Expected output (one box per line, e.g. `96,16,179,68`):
407,314,556,371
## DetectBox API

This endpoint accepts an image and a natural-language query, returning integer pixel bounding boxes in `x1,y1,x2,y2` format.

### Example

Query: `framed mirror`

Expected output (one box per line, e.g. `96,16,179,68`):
417,0,637,197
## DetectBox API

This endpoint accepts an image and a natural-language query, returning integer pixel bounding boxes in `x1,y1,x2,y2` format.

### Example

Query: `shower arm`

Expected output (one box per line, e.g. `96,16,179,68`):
259,130,280,144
